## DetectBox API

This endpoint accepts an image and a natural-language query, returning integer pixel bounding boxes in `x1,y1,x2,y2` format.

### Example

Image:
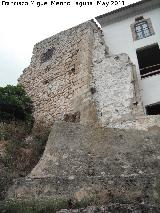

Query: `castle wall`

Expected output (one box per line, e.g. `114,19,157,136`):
90,27,143,127
19,20,144,129
18,21,98,126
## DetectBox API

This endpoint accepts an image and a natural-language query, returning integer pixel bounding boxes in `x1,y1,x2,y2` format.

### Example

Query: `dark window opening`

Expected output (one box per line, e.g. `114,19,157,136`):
41,47,55,63
63,112,80,123
146,102,160,115
136,44,160,79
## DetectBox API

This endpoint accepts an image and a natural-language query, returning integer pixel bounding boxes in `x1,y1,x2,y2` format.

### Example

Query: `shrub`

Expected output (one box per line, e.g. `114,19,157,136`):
0,196,100,212
2,121,50,178
0,85,34,127
0,121,31,141
0,198,68,213
31,122,51,157
0,164,12,200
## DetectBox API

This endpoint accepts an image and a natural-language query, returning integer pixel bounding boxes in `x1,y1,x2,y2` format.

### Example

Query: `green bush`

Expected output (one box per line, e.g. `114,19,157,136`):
0,85,34,126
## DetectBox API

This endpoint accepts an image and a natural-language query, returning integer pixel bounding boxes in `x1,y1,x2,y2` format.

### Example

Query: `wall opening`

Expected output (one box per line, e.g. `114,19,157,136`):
41,47,55,63
63,112,80,123
136,44,160,79
146,102,160,115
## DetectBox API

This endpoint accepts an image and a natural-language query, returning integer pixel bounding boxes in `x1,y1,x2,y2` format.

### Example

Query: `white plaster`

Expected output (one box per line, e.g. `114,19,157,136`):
141,75,160,106
92,30,134,125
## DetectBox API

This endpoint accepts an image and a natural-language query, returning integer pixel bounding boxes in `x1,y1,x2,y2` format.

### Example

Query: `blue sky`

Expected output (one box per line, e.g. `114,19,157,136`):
0,0,141,86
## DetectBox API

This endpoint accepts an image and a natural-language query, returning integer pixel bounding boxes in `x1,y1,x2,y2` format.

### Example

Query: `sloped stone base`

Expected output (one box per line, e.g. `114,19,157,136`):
57,204,160,213
7,121,160,208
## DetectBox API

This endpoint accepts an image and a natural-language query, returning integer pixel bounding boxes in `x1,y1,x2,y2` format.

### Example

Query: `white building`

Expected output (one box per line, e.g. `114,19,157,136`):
96,0,160,115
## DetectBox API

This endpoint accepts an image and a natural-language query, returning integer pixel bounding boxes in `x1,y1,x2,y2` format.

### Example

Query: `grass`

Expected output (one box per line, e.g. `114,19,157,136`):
0,199,68,213
0,196,99,213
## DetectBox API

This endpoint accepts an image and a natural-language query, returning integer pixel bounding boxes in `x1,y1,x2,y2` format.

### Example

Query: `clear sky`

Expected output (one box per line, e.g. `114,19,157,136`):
0,0,141,86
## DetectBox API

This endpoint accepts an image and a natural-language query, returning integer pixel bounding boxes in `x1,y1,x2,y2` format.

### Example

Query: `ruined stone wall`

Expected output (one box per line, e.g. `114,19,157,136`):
19,20,148,129
18,21,99,126
92,52,134,124
91,28,144,127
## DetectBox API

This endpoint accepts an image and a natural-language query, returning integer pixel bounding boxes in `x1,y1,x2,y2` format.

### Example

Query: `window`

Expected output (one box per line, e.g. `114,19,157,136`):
135,21,151,40
136,44,160,79
41,47,55,63
131,17,155,41
146,102,160,115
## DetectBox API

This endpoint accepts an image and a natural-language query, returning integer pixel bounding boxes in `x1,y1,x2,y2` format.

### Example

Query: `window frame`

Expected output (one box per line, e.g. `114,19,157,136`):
135,21,151,40
131,17,155,41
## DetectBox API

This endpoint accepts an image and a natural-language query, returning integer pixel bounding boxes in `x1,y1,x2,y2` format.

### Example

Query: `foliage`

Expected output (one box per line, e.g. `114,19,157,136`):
1,121,50,178
0,121,31,141
0,91,50,198
0,85,34,126
0,196,99,213
0,198,68,213
0,164,12,200
3,139,23,175
3,138,39,178
31,122,51,157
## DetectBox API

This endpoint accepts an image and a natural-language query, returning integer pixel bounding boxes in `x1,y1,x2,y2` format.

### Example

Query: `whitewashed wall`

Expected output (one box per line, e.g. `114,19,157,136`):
100,8,160,108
